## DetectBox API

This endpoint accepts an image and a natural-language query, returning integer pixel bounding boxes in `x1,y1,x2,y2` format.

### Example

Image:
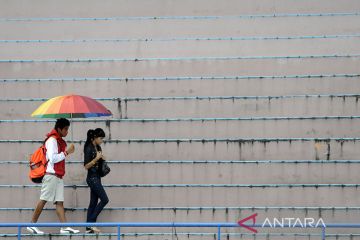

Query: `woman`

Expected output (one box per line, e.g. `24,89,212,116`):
84,128,109,233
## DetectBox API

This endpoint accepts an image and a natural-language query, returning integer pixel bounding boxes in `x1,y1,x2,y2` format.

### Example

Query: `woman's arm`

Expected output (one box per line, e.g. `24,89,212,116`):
84,145,102,170
84,151,102,170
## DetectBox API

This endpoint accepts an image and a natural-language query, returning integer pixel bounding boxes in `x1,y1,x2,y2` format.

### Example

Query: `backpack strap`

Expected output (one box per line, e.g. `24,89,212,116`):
42,135,52,166
42,133,64,166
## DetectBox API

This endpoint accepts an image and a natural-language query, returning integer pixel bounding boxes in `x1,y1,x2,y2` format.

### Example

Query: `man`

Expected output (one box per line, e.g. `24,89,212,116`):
27,118,80,234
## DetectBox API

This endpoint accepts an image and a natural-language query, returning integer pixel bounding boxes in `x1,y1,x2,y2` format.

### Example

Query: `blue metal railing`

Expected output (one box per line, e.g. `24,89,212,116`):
3,232,353,239
1,222,360,240
4,232,358,239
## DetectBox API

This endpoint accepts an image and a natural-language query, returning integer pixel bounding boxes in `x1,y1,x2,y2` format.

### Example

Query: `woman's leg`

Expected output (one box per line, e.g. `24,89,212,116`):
88,178,109,222
86,178,100,223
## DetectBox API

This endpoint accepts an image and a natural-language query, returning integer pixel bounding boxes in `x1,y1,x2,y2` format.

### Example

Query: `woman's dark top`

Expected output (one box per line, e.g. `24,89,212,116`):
84,143,102,178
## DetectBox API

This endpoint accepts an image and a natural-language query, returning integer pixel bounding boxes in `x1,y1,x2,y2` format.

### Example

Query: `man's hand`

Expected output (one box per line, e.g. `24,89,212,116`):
66,144,75,155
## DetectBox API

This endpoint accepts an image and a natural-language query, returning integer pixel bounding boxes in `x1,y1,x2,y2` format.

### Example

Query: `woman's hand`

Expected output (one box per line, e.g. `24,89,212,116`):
85,150,103,170
95,151,103,161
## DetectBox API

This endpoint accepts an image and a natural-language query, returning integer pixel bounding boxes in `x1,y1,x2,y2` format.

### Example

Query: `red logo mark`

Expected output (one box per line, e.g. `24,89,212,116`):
237,213,258,233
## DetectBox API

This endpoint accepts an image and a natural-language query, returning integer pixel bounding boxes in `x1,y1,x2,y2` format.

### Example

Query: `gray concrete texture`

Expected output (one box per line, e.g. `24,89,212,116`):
1,0,360,17
0,119,360,139
1,162,360,185
0,77,358,98
1,140,359,161
0,97,359,119
0,0,360,239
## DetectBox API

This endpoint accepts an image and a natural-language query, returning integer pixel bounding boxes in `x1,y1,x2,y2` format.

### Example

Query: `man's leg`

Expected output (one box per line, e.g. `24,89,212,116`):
31,200,47,223
55,179,80,234
27,200,47,234
27,175,56,234
55,201,66,223
57,201,80,234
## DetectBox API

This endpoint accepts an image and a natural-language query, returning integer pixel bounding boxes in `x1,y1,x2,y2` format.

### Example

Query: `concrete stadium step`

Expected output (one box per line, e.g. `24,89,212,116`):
0,95,359,119
2,208,348,236
1,207,359,225
0,75,359,99
0,57,358,79
0,234,329,240
2,38,360,59
1,0,360,17
1,0,359,239
1,16,360,40
0,139,358,161
0,118,360,140
2,160,360,185
2,185,360,208
0,207,359,236
1,234,357,240
2,228,353,240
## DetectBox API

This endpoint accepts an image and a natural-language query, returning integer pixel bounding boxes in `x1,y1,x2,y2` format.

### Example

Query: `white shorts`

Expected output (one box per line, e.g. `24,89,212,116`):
40,174,64,204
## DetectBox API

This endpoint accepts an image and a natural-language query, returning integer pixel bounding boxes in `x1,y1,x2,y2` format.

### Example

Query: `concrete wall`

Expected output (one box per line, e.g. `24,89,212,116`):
0,0,360,238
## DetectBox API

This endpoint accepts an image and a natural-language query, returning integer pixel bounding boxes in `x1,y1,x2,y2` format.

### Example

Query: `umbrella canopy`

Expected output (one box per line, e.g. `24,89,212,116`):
31,95,112,118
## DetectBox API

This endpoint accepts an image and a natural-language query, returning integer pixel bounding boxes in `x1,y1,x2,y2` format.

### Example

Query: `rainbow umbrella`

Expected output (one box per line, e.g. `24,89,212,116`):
31,94,112,140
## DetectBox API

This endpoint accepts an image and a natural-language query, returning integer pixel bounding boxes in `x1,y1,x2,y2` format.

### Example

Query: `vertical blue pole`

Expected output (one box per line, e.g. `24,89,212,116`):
321,227,326,240
117,225,121,240
17,226,21,240
217,226,221,240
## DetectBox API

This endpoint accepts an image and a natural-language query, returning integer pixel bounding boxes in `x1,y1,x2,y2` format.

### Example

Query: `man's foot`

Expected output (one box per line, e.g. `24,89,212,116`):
60,227,80,234
26,227,44,235
86,227,101,234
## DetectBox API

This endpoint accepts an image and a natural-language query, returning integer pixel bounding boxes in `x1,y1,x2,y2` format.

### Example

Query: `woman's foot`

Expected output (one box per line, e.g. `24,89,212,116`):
86,227,101,234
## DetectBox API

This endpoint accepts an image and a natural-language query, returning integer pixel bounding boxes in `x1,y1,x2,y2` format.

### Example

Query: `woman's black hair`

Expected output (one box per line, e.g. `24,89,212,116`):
84,128,106,148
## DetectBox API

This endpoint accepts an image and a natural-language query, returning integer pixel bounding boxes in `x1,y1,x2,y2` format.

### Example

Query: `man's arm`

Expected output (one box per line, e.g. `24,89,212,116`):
45,137,66,163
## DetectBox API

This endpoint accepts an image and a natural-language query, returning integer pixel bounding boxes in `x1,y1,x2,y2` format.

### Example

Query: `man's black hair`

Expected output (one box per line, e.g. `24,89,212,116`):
54,118,70,130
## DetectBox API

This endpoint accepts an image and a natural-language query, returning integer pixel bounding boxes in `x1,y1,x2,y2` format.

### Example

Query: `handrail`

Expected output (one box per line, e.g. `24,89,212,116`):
0,232,349,238
2,159,360,164
1,183,360,188
0,93,359,102
1,222,359,240
0,116,360,123
0,137,359,144
1,34,360,43
1,54,359,63
1,12,359,22
1,73,358,82
1,206,360,211
3,232,356,238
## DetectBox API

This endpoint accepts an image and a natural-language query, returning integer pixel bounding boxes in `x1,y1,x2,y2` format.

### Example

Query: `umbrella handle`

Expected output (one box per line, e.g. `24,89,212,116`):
70,113,73,142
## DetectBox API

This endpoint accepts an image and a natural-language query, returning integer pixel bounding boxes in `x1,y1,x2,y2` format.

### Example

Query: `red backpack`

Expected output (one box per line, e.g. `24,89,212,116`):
29,140,48,183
